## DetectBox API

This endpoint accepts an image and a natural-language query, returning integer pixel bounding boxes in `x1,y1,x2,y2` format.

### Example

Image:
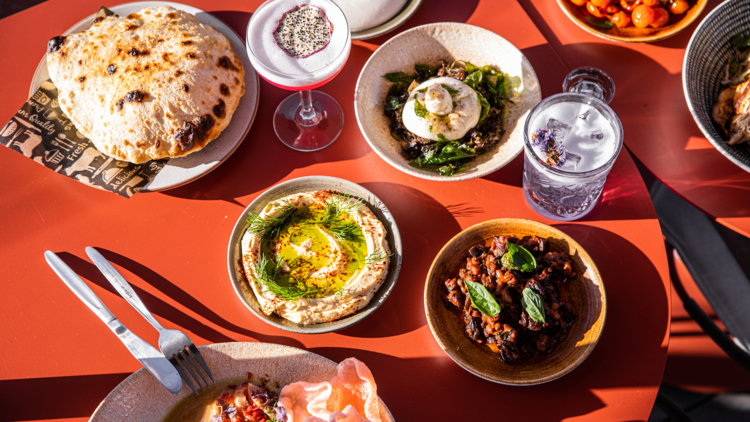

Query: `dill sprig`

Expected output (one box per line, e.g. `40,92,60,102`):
328,221,361,242
246,203,294,238
321,194,361,225
251,253,318,301
362,249,391,264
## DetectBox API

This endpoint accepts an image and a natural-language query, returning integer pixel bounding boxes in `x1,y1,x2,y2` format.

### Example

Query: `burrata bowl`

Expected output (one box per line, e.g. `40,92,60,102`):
355,22,541,181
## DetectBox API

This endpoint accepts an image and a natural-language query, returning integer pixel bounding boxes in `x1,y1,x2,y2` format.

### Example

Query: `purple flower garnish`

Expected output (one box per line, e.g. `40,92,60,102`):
531,127,556,148
223,404,237,419
553,144,567,168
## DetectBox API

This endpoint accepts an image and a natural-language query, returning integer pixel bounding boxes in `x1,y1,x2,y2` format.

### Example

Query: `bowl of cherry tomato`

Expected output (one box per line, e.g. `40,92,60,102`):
557,0,707,43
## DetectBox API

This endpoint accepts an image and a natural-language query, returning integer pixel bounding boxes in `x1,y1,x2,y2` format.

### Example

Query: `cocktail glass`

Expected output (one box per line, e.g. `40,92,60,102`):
246,0,351,152
522,67,623,221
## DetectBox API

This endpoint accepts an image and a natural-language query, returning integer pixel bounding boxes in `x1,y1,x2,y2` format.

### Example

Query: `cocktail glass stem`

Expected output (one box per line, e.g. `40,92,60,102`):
273,90,344,152
297,90,321,126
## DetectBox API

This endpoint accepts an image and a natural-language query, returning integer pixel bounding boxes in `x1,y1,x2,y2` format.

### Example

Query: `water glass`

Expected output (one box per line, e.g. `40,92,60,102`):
522,68,623,221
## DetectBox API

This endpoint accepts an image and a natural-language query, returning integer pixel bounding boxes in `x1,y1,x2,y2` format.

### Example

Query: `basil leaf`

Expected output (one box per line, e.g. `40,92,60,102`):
482,65,500,76
383,72,414,83
465,280,501,317
417,87,428,93
464,71,483,89
495,73,506,101
414,99,429,118
584,17,614,29
429,124,433,133
503,242,537,273
522,288,546,323
384,95,403,111
415,63,435,80
476,91,491,126
730,34,750,48
441,84,459,95
464,61,480,74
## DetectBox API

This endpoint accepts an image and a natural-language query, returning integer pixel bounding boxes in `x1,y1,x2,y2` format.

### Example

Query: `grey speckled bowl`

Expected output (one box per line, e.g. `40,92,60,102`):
355,22,541,182
91,342,395,421
684,0,750,173
227,176,402,334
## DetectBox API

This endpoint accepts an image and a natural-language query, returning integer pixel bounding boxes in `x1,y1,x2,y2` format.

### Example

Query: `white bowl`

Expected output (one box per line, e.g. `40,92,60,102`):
355,22,541,181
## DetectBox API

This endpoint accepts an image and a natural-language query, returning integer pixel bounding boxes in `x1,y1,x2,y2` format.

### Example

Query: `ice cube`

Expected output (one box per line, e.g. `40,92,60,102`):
559,152,582,171
546,118,571,141
590,130,604,140
579,110,591,120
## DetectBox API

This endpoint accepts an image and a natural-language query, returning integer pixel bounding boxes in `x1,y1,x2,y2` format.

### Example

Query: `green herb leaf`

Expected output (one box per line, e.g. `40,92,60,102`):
414,99,429,118
584,16,614,29
494,73,507,101
465,280,502,317
417,87,428,93
730,34,750,48
730,60,740,75
327,221,361,242
502,242,537,273
476,91,491,126
481,65,500,76
463,70,483,89
359,249,392,265
522,288,546,323
384,82,408,111
383,72,414,83
464,61,480,74
429,125,433,133
252,253,318,301
441,84,459,95
415,63,436,80
246,204,294,238
452,101,457,108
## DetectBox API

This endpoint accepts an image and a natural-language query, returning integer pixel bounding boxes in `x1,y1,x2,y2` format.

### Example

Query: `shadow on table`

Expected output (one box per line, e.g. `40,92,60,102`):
54,251,303,349
310,347,610,421
338,182,461,338
0,372,132,421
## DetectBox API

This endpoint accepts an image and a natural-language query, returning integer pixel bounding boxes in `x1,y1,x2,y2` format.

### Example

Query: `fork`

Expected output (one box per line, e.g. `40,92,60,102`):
85,246,215,394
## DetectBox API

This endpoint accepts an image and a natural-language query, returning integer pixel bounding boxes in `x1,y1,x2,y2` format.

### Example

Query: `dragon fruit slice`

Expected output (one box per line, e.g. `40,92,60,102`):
273,5,333,58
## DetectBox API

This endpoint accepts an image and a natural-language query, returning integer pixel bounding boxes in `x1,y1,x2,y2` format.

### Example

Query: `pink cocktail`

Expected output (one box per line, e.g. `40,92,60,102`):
246,0,351,151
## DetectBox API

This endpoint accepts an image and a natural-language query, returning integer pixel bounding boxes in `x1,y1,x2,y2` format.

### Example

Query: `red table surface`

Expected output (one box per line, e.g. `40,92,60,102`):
523,0,750,237
0,1,670,421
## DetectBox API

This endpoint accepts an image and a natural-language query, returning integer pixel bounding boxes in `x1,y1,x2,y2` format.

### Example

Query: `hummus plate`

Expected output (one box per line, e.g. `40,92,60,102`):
227,176,402,334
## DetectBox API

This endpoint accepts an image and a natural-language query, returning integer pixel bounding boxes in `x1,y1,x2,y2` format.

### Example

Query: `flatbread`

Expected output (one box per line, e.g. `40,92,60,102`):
46,6,245,164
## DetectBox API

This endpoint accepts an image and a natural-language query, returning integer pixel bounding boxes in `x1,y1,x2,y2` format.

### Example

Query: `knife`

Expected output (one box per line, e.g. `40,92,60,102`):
44,251,183,395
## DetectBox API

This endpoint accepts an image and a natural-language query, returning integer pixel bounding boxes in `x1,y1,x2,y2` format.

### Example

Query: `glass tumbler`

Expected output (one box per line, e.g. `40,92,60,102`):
522,67,623,221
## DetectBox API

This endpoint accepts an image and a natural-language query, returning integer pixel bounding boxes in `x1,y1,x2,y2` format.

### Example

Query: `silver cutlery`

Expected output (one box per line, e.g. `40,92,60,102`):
43,251,182,395
85,246,215,394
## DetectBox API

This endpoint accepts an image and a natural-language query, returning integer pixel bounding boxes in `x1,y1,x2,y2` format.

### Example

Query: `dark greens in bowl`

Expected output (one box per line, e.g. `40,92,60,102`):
382,61,512,176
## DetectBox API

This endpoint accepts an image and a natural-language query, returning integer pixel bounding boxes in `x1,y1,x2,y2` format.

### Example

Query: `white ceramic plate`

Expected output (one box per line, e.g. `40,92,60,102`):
349,0,423,41
90,342,395,421
355,23,541,181
30,2,260,192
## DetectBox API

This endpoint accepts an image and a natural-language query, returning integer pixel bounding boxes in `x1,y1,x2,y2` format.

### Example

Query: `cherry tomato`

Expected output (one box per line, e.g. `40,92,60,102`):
571,0,587,6
587,2,606,18
651,7,669,27
591,0,611,7
641,0,659,5
620,0,642,12
632,4,655,28
669,0,689,14
605,4,620,13
610,10,632,28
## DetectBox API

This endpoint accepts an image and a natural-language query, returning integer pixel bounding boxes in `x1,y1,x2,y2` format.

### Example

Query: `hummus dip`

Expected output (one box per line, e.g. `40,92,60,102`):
241,190,390,324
